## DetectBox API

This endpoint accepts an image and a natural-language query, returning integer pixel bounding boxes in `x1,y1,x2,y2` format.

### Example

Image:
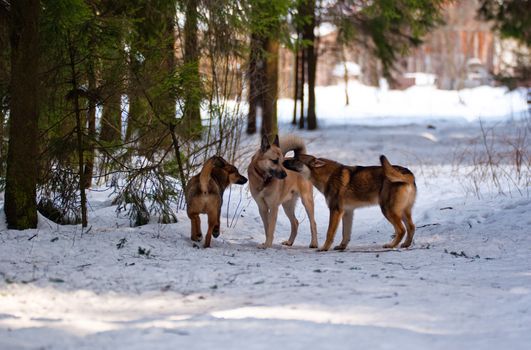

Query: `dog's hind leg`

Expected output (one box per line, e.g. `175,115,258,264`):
401,208,415,248
335,209,353,251
281,197,299,246
189,213,202,242
213,207,221,238
319,208,344,251
301,191,318,248
382,210,407,249
204,210,218,248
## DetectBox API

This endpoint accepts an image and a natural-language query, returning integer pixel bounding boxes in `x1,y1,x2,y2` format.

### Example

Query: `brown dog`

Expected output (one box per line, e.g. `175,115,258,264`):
283,154,416,251
248,135,318,248
185,156,247,248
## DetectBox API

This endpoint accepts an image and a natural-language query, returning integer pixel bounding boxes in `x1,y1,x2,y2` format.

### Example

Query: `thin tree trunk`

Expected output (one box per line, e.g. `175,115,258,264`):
5,0,39,229
183,0,202,138
292,38,300,125
299,48,305,129
125,48,146,145
247,33,262,135
305,0,317,130
67,37,88,228
100,90,122,144
341,44,350,105
261,37,279,138
0,109,5,171
100,30,124,146
84,46,97,189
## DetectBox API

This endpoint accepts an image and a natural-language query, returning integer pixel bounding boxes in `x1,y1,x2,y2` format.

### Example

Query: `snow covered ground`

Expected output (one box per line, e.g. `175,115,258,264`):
1,84,530,349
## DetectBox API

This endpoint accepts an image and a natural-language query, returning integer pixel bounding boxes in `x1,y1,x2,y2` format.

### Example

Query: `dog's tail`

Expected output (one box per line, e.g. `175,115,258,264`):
280,135,306,157
199,157,223,193
380,155,415,184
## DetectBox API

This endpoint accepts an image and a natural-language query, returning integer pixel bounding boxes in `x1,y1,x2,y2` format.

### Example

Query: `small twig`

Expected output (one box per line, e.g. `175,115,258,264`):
417,223,440,229
28,233,38,241
382,261,421,270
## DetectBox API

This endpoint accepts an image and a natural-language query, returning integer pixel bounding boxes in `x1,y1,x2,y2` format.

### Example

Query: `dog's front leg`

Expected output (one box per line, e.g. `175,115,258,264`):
257,201,269,238
318,208,344,251
334,209,353,251
259,205,278,248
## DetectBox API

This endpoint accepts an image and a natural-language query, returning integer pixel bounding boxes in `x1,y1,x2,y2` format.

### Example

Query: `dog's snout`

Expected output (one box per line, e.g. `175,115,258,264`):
237,176,248,185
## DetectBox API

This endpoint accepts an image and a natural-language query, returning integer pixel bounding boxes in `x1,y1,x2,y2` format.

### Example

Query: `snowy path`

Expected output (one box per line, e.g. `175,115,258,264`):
1,121,531,349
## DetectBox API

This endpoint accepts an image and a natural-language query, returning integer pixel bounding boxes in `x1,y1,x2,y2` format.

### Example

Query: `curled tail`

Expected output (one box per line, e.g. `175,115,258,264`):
199,156,225,193
280,135,307,157
380,155,415,184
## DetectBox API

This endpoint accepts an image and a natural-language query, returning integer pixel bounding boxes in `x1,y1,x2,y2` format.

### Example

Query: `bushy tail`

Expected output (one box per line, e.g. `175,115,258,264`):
280,135,306,157
199,156,224,193
380,155,415,184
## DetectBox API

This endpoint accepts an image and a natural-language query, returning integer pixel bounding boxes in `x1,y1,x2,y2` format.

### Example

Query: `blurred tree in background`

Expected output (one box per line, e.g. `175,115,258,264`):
478,0,531,86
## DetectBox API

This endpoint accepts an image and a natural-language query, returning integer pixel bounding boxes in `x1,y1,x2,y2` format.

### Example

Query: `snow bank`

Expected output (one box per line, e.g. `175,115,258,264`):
279,83,529,125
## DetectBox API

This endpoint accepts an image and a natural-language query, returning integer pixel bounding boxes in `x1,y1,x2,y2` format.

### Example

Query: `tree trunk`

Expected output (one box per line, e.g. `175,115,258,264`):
261,37,279,138
182,0,202,138
292,37,300,125
0,108,6,176
341,44,350,106
125,48,146,145
298,47,305,129
99,89,122,144
5,0,40,229
247,33,263,135
304,0,317,130
84,41,97,189
0,13,8,174
67,38,88,228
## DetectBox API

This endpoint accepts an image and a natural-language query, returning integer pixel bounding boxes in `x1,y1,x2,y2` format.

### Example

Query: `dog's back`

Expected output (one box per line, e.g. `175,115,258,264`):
185,157,247,247
185,157,223,215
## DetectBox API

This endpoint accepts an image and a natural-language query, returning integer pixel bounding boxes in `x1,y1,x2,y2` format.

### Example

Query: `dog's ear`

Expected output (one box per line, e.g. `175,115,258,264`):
272,134,280,147
260,134,270,152
212,156,225,167
313,158,326,168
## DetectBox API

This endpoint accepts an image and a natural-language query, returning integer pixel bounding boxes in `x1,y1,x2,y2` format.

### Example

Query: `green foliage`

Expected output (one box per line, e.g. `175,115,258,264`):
478,1,530,87
245,0,293,41
333,0,446,78
478,0,531,46
37,162,82,224
113,165,179,226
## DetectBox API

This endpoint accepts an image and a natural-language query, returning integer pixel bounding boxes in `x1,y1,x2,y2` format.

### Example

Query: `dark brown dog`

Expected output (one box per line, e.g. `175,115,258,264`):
283,154,416,251
185,156,247,248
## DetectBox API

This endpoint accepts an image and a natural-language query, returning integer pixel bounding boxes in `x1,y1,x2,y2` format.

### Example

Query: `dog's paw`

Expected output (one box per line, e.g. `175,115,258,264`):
213,227,220,238
191,234,202,242
383,242,397,249
400,242,412,249
281,240,293,246
317,246,329,252
309,243,318,249
257,243,271,249
333,244,346,251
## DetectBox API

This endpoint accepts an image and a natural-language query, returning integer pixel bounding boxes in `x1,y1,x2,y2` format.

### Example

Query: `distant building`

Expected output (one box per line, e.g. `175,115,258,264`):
278,0,512,96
